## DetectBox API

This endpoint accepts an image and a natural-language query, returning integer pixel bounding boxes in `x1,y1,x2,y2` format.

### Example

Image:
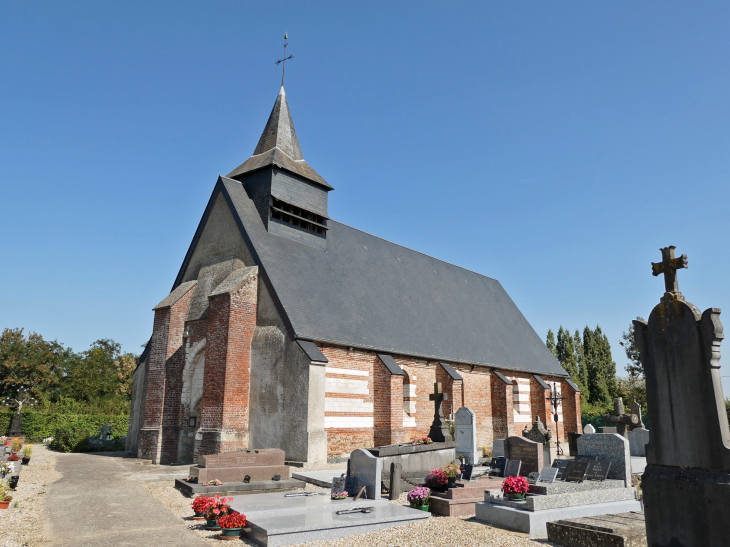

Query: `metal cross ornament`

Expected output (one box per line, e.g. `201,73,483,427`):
275,32,294,86
651,246,688,294
546,383,566,455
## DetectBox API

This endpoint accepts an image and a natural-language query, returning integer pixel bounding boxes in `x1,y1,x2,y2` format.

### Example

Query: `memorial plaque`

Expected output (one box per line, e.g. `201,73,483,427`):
575,455,599,462
505,459,522,478
344,476,361,495
527,471,539,484
552,459,568,480
331,475,346,493
490,457,506,477
504,436,543,476
538,466,559,483
585,460,612,481
564,460,589,482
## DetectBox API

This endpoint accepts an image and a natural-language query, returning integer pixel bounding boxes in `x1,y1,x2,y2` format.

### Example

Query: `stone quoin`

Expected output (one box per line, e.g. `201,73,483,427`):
126,84,582,464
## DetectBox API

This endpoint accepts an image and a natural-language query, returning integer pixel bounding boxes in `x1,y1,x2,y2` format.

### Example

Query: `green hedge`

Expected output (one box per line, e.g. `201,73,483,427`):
0,411,129,443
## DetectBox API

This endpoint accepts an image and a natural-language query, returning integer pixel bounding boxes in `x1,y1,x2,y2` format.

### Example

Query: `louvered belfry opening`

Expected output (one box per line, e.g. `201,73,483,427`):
270,197,328,236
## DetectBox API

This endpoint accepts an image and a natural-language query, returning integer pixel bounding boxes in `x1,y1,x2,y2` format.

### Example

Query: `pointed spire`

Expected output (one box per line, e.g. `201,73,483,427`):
253,86,303,160
227,86,332,190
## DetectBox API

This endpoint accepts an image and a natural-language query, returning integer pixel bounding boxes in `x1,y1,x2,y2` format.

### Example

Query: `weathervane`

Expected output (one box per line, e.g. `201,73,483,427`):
275,32,293,86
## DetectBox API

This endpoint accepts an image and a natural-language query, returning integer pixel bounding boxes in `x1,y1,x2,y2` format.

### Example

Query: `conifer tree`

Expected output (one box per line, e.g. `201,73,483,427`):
556,326,579,380
546,329,557,358
574,329,589,400
620,317,645,379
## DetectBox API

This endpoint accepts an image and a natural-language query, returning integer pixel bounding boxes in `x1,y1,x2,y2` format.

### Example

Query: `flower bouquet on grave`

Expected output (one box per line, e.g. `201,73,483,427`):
413,437,433,445
218,511,247,540
10,438,22,453
205,479,222,486
191,495,211,519
0,484,12,509
0,462,10,478
501,475,530,501
186,475,198,483
21,445,32,464
203,495,233,529
331,491,348,500
407,486,431,510
8,454,19,462
442,461,461,488
425,468,448,491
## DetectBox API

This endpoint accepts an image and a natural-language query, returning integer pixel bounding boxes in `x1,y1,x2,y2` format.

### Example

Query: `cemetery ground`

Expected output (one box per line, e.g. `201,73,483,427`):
0,445,560,547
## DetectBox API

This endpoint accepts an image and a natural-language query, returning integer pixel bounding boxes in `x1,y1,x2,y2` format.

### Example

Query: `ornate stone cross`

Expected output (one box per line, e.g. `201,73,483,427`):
652,246,688,294
603,397,640,438
428,382,452,442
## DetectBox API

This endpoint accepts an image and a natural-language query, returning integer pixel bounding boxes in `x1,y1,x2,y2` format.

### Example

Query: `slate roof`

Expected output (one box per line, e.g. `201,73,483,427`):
227,87,332,190
207,176,569,378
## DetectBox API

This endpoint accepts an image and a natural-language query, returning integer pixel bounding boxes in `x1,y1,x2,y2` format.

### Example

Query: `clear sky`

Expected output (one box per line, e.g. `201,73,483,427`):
2,2,730,393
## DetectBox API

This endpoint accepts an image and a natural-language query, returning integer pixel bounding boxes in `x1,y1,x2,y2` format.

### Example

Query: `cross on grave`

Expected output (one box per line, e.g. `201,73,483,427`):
603,397,640,438
428,382,453,442
652,245,688,294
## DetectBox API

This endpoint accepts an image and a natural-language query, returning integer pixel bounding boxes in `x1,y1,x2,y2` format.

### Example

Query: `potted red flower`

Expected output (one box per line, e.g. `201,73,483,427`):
218,511,247,540
203,495,233,530
8,454,19,462
501,475,530,501
191,495,211,520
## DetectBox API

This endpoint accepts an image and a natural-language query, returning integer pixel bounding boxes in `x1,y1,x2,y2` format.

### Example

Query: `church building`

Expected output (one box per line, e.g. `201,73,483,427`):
126,85,582,464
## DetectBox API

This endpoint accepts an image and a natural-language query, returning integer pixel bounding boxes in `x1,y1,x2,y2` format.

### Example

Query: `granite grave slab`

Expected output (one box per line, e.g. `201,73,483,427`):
577,434,631,487
505,436,543,476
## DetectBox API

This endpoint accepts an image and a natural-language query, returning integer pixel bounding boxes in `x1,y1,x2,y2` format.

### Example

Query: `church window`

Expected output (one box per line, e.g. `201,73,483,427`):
270,197,328,236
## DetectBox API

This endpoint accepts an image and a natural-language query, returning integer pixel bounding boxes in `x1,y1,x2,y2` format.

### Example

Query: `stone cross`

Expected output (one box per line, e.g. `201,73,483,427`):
603,397,639,438
428,382,452,442
651,245,688,294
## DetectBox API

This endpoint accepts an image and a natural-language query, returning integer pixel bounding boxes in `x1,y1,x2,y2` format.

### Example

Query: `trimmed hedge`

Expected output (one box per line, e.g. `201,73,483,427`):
0,411,129,444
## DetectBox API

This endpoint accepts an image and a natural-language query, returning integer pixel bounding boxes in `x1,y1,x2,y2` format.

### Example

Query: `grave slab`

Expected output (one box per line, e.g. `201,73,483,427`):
546,511,647,547
291,469,347,488
475,499,642,538
229,490,390,518
485,486,638,511
528,479,626,495
174,478,304,497
244,503,429,546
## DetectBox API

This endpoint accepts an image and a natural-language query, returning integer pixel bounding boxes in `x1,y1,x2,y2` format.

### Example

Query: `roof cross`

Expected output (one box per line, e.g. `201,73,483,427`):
275,32,294,86
651,246,688,294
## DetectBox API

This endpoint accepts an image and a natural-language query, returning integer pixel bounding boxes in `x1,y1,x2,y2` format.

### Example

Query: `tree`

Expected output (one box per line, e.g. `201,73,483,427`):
60,339,137,403
620,317,645,379
0,328,68,403
583,326,616,405
556,326,579,380
546,329,557,358
574,329,589,400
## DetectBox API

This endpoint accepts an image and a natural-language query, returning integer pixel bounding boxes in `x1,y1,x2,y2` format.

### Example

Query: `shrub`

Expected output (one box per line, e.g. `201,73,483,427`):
49,424,90,453
0,411,129,445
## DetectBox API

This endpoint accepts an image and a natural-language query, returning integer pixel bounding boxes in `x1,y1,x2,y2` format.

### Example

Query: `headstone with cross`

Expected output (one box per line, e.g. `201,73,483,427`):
634,246,730,546
603,397,641,438
428,382,453,442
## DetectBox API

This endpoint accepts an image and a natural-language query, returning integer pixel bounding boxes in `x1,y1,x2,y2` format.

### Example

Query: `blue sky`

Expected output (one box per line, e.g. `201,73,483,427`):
2,2,730,393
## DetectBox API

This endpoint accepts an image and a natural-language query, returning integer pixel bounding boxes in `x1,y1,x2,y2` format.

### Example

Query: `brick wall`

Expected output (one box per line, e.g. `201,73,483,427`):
373,360,404,447
491,374,515,440
138,286,195,463
459,366,493,451
560,379,582,437
197,273,257,458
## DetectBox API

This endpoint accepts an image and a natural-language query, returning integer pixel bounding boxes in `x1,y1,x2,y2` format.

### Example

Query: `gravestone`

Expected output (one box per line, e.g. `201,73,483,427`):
600,426,617,434
527,471,539,484
331,475,346,494
577,434,631,486
504,436,543,476
567,432,582,456
627,427,649,457
583,424,596,434
454,407,478,465
189,448,290,484
490,457,506,477
428,382,453,442
537,466,558,483
492,439,505,458
585,460,611,481
349,448,382,500
563,460,588,482
522,416,554,466
633,246,730,546
551,458,568,480
9,413,22,436
504,459,522,477
630,399,645,429
603,398,640,438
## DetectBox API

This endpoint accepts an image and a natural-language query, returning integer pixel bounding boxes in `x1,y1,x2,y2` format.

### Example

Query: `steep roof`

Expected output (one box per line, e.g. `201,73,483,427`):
227,87,332,190
206,176,568,378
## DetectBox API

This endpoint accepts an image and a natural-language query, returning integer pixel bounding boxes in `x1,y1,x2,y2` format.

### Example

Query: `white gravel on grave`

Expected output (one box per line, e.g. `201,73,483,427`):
0,444,61,547
145,484,558,547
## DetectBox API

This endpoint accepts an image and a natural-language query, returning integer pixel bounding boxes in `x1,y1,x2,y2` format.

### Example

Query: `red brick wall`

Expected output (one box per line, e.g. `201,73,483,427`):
491,374,515,440
198,273,257,457
560,379,582,437
373,360,404,447
530,376,552,429
397,358,438,443
460,366,493,452
139,286,195,463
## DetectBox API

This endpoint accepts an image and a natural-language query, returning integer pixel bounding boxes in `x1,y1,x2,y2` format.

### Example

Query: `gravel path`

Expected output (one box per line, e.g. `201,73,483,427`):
0,444,61,547
146,484,558,547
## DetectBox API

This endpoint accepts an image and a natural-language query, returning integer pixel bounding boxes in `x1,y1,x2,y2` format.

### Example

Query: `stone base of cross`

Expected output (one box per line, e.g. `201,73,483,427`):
428,382,453,442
